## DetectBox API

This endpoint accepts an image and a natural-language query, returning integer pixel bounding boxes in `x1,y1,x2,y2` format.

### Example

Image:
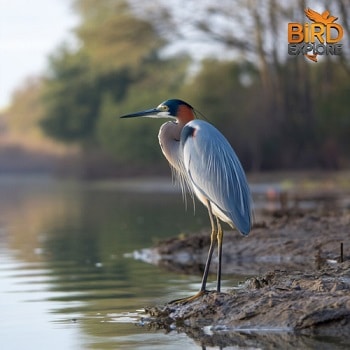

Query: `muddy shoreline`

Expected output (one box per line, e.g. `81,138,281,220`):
142,209,349,275
137,209,350,342
145,262,350,336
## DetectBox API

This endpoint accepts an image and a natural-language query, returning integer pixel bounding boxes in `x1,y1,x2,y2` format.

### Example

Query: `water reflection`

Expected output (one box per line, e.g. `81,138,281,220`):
0,175,348,349
0,176,211,349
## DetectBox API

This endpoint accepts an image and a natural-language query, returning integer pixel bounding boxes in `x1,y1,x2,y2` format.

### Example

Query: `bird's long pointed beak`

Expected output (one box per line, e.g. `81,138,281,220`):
120,107,176,120
120,108,159,119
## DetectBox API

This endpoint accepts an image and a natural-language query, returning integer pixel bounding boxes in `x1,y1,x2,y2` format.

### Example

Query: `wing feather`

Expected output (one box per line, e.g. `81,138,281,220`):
181,120,252,235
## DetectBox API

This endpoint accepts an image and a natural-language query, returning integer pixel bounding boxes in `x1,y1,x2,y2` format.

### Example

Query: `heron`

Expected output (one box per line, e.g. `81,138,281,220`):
121,99,252,300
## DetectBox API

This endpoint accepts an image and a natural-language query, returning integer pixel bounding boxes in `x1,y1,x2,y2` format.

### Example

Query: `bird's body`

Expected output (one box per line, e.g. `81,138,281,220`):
159,118,251,234
181,119,251,234
121,99,252,297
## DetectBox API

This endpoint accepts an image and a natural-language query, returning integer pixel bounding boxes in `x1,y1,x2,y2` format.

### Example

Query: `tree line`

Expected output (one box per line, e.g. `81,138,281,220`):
4,0,350,175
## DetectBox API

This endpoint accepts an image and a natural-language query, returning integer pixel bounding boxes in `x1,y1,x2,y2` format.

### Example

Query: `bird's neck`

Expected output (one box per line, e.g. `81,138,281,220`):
158,105,194,171
158,121,183,171
177,105,195,126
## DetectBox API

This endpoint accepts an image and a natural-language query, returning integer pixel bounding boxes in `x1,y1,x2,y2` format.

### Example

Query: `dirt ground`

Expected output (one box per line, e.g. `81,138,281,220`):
147,207,350,275
139,205,350,342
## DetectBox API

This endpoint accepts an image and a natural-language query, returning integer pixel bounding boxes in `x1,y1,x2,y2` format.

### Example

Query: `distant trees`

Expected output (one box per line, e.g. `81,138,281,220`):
40,0,190,165
142,0,350,169
41,0,162,145
3,0,350,174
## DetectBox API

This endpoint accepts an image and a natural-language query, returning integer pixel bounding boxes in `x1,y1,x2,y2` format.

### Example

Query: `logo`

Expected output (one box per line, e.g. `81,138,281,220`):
288,8,344,62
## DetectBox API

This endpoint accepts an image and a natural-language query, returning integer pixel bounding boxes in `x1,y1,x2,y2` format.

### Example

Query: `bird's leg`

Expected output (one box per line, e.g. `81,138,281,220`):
216,218,223,292
169,201,217,305
200,201,217,292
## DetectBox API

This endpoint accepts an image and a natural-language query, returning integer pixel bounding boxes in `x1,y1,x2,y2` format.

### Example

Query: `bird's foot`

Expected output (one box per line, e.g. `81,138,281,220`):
168,290,208,305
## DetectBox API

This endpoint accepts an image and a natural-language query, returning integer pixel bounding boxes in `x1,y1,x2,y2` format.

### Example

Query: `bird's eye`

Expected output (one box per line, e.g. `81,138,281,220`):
159,105,169,112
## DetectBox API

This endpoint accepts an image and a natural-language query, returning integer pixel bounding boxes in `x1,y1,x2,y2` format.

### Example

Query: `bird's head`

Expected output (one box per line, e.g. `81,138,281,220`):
120,99,195,125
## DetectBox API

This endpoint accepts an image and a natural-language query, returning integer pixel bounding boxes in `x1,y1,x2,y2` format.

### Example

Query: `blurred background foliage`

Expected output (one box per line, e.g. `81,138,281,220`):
1,0,350,177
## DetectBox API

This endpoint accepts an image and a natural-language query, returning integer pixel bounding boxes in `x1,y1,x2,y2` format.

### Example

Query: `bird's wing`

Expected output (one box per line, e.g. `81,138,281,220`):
305,8,323,23
181,120,252,235
304,8,337,24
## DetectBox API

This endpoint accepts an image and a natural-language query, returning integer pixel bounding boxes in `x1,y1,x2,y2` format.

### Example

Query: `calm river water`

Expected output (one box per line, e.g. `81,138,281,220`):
0,175,347,349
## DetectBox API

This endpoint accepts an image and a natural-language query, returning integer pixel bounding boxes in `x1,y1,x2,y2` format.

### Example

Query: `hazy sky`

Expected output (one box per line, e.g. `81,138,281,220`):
0,0,78,109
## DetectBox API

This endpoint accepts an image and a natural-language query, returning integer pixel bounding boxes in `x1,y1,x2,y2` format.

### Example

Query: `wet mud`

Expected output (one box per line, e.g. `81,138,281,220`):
144,210,349,276
145,262,350,336
138,208,350,344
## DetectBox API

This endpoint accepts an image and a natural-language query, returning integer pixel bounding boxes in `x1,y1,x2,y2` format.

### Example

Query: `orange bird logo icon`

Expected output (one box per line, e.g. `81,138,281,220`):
304,8,338,25
303,8,339,62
